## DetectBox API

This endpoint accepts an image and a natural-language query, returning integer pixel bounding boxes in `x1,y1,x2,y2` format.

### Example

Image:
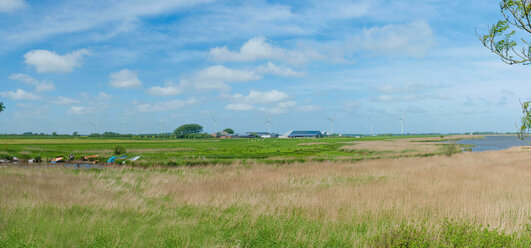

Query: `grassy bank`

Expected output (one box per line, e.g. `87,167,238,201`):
0,135,463,166
1,148,529,247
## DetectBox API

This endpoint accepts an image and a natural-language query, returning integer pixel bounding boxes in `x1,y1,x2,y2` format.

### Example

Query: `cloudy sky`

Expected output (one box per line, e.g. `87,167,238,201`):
1,0,530,135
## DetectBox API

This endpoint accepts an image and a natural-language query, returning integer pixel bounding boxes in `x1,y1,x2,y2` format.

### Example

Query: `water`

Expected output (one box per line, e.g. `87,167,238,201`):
0,163,102,169
451,135,529,152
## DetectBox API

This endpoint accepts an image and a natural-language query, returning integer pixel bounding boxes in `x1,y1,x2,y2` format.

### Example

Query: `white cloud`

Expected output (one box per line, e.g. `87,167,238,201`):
97,92,113,101
109,69,142,89
188,65,261,90
52,96,80,105
67,106,96,115
348,20,435,57
298,104,322,112
136,98,197,112
23,49,91,73
230,90,289,104
0,0,25,13
276,101,296,108
9,73,55,92
256,62,304,77
147,80,183,96
344,100,362,111
5,0,214,44
209,36,321,64
225,103,254,111
377,82,432,93
0,89,40,100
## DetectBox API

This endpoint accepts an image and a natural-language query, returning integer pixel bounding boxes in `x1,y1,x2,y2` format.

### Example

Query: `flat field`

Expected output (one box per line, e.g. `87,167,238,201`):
0,136,530,247
0,135,455,166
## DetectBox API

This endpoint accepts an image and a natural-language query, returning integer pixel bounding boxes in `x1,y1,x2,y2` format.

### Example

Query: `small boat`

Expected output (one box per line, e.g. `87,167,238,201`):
129,156,140,161
107,156,117,163
84,155,100,160
119,155,127,159
51,157,64,163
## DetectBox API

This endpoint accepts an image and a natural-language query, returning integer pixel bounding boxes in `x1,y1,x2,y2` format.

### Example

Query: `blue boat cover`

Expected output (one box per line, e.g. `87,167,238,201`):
107,156,117,163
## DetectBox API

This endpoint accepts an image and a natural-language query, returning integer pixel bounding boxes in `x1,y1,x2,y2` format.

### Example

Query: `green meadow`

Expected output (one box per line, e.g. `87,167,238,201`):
1,136,529,247
0,135,440,166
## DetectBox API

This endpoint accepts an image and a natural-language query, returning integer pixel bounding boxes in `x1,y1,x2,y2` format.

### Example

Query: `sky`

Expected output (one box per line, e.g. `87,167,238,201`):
0,0,530,135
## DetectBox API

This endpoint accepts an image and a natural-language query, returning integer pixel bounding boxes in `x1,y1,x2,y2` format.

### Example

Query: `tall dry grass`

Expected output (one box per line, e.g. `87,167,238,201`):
1,147,529,234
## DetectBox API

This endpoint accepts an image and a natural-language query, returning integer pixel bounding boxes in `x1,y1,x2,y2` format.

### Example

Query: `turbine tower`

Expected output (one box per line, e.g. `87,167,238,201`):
264,114,272,135
160,119,165,136
368,114,373,136
395,112,406,135
121,120,127,134
326,115,335,135
89,121,98,134
212,117,218,133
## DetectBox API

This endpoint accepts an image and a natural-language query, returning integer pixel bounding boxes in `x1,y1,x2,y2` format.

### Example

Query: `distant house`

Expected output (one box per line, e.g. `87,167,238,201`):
246,132,279,138
211,131,233,139
288,130,324,138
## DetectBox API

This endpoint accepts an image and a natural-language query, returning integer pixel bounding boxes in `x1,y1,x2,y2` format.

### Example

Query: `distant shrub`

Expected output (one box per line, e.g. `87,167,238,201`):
114,146,126,155
34,156,42,163
443,143,461,157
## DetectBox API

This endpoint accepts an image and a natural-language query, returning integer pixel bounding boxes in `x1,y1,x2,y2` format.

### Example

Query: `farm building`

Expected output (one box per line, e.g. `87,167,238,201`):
287,130,324,138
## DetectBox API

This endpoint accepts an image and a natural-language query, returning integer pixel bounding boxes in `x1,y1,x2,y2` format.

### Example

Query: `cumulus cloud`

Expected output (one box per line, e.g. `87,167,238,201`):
256,62,304,77
136,98,197,112
147,80,183,96
377,82,433,93
0,0,25,13
97,92,113,100
23,49,91,73
0,89,40,100
68,106,96,115
9,73,55,92
230,90,289,104
52,96,80,105
298,104,322,112
344,100,362,111
348,20,435,57
209,36,321,64
276,101,296,108
109,69,142,89
260,100,297,114
225,103,254,111
187,65,261,90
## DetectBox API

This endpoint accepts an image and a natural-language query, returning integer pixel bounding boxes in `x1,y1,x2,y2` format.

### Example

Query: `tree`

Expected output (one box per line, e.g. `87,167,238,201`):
481,1,531,143
0,102,5,113
518,101,531,143
480,1,531,65
222,128,235,134
174,124,203,137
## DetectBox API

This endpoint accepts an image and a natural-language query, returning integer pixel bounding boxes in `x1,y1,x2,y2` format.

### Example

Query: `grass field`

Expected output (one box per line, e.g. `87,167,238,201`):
1,136,530,247
0,135,459,166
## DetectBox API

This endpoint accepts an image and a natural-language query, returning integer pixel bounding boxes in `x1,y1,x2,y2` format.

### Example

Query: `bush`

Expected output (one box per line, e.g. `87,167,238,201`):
443,143,461,157
113,146,126,155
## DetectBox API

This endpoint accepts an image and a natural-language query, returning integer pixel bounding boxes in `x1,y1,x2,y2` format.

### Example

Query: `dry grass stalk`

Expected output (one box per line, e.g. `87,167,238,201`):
1,146,529,233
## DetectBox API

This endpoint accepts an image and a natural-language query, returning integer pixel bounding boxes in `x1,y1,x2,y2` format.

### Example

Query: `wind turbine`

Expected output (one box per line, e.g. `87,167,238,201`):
89,121,98,134
395,112,406,135
368,114,373,136
326,115,335,135
120,120,127,134
160,119,165,136
264,114,272,135
212,117,218,133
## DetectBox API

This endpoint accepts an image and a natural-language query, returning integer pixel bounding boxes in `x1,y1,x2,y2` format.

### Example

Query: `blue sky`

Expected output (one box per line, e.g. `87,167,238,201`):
0,0,530,135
